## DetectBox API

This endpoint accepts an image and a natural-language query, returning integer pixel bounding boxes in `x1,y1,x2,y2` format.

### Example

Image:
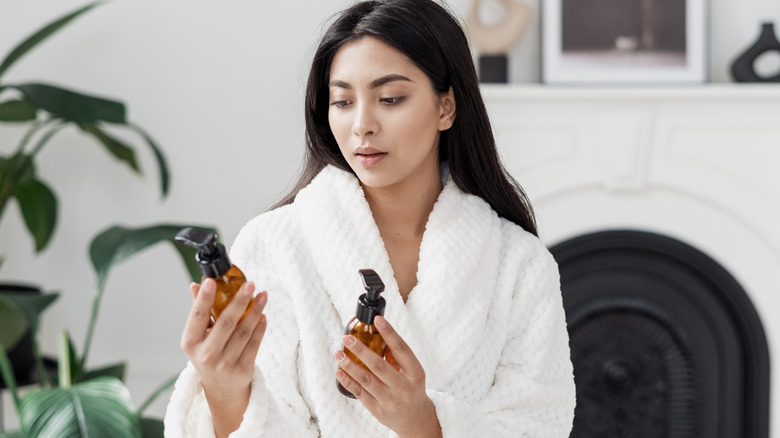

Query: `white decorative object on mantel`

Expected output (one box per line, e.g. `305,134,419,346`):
465,0,532,55
482,83,780,425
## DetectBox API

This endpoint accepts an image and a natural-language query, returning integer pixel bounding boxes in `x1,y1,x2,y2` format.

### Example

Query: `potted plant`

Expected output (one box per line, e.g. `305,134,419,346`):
0,3,210,436
1,224,213,437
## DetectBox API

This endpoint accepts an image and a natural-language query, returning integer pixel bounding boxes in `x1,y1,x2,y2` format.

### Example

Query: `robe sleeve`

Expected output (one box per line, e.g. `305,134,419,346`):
404,237,575,438
164,216,321,437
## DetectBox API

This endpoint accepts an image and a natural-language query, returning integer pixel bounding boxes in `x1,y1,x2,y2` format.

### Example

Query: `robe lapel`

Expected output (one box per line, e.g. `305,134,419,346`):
294,166,501,389
405,175,502,388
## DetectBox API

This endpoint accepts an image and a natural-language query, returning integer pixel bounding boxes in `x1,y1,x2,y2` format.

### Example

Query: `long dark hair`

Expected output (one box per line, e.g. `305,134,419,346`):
274,0,537,236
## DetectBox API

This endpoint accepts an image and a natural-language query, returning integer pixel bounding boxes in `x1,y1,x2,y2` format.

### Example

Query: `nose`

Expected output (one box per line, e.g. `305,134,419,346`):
352,103,378,137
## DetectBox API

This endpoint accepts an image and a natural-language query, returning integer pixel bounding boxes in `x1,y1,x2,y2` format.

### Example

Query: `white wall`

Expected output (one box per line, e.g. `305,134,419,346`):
1,0,778,426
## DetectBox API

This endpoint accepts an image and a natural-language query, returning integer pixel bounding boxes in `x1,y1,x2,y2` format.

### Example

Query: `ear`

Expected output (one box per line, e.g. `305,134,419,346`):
437,87,456,131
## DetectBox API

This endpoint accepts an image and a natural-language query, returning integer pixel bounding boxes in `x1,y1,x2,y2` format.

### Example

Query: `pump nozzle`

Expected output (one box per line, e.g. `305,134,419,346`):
175,227,231,278
359,269,385,302
175,227,218,254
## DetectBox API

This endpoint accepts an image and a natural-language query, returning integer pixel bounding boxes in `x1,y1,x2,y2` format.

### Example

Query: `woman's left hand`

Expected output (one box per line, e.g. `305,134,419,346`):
334,316,442,438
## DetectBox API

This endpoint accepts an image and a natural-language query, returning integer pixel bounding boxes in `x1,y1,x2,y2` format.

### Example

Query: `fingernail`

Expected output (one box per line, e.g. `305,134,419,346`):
343,336,356,347
335,350,346,361
257,291,267,305
335,370,346,380
243,282,255,296
374,316,386,328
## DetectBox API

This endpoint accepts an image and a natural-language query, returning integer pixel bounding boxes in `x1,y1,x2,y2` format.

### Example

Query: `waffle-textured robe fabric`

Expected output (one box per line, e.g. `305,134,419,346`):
164,165,575,437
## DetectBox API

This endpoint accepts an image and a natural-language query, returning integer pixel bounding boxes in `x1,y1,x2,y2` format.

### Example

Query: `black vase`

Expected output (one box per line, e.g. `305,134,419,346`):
730,22,780,82
479,54,509,83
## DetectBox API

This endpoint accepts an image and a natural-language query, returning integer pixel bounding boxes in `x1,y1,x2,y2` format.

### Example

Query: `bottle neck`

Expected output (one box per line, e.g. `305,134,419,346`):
355,293,385,324
198,248,232,278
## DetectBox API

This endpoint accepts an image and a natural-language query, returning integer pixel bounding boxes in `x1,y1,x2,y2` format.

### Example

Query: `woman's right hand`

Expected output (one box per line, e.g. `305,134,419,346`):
180,279,268,437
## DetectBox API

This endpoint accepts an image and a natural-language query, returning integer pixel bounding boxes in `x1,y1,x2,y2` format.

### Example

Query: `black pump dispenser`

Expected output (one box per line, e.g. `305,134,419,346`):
175,227,232,278
356,269,386,324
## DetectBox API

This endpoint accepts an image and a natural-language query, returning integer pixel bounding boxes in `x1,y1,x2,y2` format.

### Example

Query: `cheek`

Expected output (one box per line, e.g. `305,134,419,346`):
328,112,350,147
394,109,439,147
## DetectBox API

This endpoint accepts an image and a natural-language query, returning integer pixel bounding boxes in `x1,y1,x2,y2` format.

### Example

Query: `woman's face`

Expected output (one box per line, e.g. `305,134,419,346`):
327,36,455,191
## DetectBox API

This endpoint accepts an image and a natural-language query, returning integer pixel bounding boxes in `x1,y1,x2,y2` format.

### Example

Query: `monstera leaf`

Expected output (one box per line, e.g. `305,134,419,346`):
19,377,141,438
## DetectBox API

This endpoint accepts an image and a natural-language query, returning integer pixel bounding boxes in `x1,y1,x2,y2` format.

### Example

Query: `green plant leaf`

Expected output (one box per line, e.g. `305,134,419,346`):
0,296,29,351
19,376,142,438
0,152,35,186
79,123,140,173
58,331,84,387
0,287,58,335
139,417,164,438
128,124,170,198
9,83,125,124
0,286,58,388
0,2,103,79
0,99,37,121
13,177,58,252
82,361,126,382
173,243,203,283
89,224,216,289
0,344,22,411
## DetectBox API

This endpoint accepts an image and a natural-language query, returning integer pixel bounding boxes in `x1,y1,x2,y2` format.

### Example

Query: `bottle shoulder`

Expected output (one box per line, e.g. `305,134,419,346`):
226,264,247,281
344,318,379,334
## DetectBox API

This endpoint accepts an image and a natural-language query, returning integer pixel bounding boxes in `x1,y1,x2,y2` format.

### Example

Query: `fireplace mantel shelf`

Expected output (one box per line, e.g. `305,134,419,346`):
481,83,780,102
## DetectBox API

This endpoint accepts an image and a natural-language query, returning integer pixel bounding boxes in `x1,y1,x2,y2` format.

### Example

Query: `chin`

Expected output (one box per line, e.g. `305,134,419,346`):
349,167,398,189
354,173,394,188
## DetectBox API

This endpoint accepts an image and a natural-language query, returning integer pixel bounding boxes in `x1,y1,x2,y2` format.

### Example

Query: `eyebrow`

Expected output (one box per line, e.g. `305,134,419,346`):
328,74,412,90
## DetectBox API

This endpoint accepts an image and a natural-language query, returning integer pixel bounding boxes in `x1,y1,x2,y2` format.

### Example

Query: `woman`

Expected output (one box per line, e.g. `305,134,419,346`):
164,1,575,437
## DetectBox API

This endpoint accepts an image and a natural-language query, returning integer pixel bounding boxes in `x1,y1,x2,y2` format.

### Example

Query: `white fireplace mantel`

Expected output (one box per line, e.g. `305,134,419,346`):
482,83,780,434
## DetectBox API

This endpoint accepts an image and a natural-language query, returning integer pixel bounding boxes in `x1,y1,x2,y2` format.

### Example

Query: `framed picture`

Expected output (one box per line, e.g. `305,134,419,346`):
541,0,708,84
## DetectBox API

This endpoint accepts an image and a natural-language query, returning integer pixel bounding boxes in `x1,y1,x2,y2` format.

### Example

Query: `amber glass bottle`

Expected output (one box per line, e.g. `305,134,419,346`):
175,227,252,322
209,264,252,321
338,269,386,398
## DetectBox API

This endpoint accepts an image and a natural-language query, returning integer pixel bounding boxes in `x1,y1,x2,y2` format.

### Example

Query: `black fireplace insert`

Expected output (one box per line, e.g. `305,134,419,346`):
550,230,769,438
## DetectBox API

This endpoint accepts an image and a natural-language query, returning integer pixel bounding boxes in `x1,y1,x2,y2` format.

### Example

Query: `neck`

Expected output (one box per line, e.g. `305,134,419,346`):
362,169,443,238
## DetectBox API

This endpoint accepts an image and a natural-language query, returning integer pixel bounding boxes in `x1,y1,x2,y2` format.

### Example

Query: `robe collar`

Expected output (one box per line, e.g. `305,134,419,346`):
294,165,503,388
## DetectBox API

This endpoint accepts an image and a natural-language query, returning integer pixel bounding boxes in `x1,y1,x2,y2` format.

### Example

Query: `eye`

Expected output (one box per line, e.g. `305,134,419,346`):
329,100,351,108
380,96,405,105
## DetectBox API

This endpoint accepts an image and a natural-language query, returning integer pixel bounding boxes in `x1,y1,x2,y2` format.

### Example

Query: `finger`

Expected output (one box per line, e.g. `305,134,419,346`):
190,282,216,328
335,367,366,400
237,312,267,367
223,290,268,363
181,279,216,350
374,316,423,378
203,281,256,351
334,351,380,405
189,282,200,300
340,337,392,398
384,346,401,371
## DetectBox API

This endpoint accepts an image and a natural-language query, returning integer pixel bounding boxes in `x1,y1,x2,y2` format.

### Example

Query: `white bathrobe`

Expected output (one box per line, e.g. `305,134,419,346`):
164,165,575,437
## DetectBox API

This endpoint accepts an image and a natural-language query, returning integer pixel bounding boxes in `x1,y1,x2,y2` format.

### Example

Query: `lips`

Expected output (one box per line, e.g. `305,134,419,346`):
354,146,387,168
354,146,385,156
